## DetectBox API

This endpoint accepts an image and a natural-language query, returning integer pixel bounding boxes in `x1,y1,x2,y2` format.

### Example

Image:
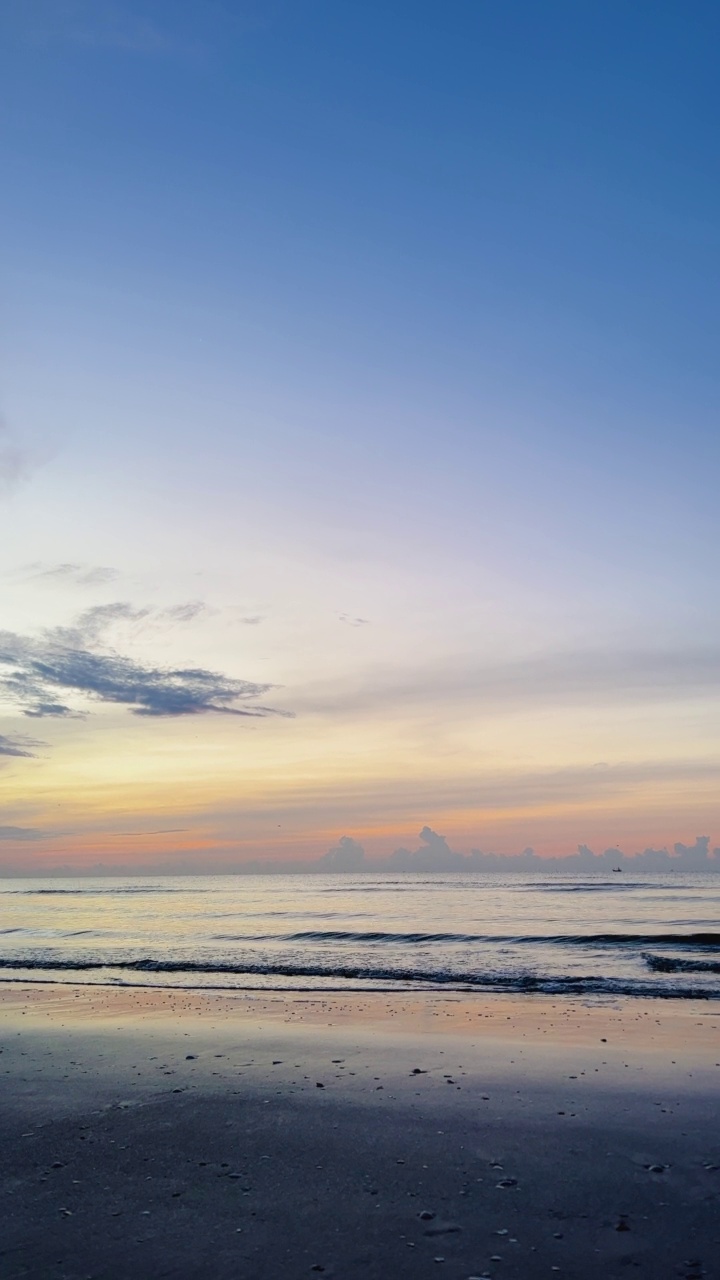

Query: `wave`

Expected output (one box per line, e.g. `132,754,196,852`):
530,882,644,892
320,881,450,892
0,886,205,896
0,956,716,1000
0,952,712,998
644,953,720,974
203,910,371,921
211,929,489,944
210,928,720,947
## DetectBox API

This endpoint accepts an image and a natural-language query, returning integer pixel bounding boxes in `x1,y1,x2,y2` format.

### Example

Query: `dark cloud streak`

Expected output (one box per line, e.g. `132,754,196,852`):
0,605,290,722
0,732,44,758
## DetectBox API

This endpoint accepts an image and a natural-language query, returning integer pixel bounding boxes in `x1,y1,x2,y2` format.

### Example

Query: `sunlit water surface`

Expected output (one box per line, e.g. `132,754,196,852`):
1,873,719,999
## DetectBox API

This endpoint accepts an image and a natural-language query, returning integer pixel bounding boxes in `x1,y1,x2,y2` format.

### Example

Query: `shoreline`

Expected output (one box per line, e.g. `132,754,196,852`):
3,979,720,1057
2,985,719,1278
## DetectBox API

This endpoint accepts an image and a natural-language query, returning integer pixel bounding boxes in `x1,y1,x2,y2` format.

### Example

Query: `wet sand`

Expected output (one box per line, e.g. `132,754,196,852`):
1,985,719,1279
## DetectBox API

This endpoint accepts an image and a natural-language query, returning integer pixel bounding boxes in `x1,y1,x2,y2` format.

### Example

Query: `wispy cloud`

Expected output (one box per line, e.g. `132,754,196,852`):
21,562,120,587
0,420,30,499
227,607,265,627
0,603,290,722
50,602,152,649
160,601,206,624
0,825,44,841
0,824,45,844
0,732,45,759
205,756,720,830
295,645,720,718
338,614,369,627
104,828,190,837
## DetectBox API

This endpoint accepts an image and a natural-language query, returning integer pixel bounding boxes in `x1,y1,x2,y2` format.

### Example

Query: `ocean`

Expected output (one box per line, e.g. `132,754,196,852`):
1,871,719,1000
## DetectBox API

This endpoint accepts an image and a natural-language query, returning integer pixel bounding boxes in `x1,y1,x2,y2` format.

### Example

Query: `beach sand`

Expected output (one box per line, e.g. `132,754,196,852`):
1,984,718,1279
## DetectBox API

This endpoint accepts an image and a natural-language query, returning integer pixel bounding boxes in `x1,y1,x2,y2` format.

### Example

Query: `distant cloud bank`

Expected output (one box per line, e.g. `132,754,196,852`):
7,827,715,877
306,828,720,875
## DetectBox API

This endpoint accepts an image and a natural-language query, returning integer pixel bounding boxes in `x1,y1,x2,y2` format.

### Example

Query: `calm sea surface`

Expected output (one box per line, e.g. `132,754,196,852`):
1,872,719,1000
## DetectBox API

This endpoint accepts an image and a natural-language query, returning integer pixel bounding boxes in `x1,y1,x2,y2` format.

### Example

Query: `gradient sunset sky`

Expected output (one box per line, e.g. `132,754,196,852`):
1,0,719,871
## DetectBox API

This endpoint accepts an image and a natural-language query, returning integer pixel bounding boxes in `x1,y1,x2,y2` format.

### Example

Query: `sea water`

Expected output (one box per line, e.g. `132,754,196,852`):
1,872,719,999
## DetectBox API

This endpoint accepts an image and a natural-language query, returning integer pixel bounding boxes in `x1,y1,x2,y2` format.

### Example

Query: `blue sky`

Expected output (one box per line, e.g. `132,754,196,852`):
1,1,719,869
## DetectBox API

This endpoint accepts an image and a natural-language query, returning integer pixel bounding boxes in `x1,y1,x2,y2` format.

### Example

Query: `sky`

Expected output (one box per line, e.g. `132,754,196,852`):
1,0,719,872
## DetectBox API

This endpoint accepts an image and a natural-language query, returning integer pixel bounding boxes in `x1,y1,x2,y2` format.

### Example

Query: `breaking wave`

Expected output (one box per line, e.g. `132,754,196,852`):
210,929,720,947
644,953,720,974
0,954,718,999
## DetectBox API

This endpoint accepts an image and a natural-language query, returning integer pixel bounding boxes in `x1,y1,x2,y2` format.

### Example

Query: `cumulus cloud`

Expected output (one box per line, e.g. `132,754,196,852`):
319,835,366,869
387,826,458,870
0,603,289,721
308,826,720,874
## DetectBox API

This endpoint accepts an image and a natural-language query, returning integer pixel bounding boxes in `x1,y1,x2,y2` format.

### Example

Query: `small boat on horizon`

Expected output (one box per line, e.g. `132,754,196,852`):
612,866,623,872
